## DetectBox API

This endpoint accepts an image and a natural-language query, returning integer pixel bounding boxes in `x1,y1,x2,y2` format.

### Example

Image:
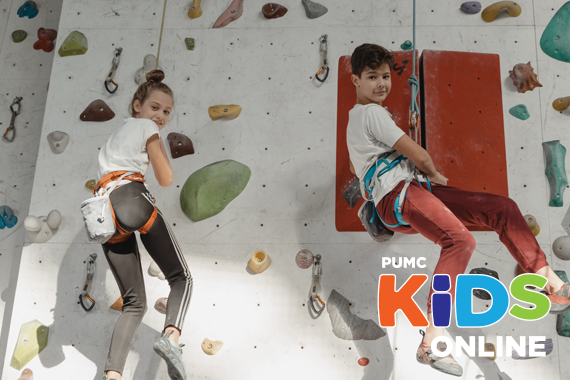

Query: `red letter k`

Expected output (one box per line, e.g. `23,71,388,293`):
378,274,429,327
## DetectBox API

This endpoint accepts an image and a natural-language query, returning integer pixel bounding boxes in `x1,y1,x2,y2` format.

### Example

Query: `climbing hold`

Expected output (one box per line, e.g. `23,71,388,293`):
295,249,314,269
185,38,195,50
24,210,61,243
202,338,224,355
47,131,69,154
85,179,97,191
154,297,168,314
524,214,540,236
556,271,570,337
358,357,370,366
508,104,530,120
400,40,413,50
342,178,361,208
0,206,18,229
553,96,570,111
540,2,570,64
188,0,203,18
110,297,123,311
12,30,27,43
168,132,195,158
262,3,288,19
58,31,88,57
359,201,394,242
460,2,482,14
32,28,57,53
469,268,499,300
542,140,568,207
17,368,33,380
301,0,328,19
553,236,570,260
512,338,553,359
213,0,243,28
180,160,251,221
509,62,542,93
17,1,38,18
248,250,272,273
10,320,49,370
208,105,242,120
80,99,115,122
327,290,385,340
135,54,162,85
485,343,497,360
481,1,521,22
148,260,166,280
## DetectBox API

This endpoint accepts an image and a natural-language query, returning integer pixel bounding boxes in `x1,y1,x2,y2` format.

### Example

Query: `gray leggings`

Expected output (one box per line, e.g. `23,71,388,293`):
101,181,193,374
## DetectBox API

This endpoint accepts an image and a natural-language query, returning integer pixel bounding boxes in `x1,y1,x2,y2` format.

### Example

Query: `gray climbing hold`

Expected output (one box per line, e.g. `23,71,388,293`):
327,289,385,341
508,104,530,120
460,2,482,14
301,0,328,19
47,131,69,154
553,236,570,260
342,178,361,208
512,338,553,359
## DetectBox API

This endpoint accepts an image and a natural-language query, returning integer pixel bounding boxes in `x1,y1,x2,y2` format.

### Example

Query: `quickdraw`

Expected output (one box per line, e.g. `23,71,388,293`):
3,96,23,143
309,254,325,317
315,34,329,83
79,253,97,312
104,47,123,94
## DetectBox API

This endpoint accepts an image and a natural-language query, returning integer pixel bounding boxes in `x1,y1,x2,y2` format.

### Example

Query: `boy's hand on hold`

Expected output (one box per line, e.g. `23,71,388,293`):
428,172,448,186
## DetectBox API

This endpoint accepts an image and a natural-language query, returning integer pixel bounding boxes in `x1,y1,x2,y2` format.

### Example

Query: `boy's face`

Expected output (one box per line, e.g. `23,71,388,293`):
351,63,392,106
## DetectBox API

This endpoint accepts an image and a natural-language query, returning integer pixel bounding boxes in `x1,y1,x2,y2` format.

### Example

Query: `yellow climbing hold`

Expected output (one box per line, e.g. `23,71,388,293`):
208,105,242,120
188,0,202,18
248,250,271,274
553,96,570,111
201,338,224,355
10,320,49,370
524,214,540,236
482,1,521,22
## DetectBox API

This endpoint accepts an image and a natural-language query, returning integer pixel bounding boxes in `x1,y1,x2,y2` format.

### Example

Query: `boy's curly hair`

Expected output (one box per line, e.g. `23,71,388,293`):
351,44,395,77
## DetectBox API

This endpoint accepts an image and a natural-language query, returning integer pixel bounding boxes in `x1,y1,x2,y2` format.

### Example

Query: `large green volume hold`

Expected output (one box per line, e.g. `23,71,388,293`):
542,140,568,207
555,270,570,337
58,31,88,56
10,320,49,370
540,2,570,63
180,160,251,221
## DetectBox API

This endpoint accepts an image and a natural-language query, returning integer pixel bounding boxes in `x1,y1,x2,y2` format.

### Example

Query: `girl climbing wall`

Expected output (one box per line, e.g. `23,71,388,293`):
96,69,192,380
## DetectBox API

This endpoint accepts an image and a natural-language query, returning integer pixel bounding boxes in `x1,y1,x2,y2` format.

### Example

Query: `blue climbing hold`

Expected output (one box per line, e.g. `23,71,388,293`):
17,1,39,19
509,104,530,120
0,205,18,229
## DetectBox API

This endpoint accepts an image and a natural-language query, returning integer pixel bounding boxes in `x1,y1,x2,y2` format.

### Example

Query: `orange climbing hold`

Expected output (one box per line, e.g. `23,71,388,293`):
358,357,370,366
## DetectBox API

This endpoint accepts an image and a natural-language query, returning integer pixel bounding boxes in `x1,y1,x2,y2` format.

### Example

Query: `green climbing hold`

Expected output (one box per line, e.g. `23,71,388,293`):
10,320,49,370
401,40,413,50
180,160,251,221
555,270,570,337
58,31,88,57
540,2,570,63
12,30,27,43
508,104,530,120
185,38,195,50
542,140,568,207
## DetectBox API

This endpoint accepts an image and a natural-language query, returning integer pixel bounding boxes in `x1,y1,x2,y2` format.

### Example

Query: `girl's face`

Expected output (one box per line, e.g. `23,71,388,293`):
133,90,173,130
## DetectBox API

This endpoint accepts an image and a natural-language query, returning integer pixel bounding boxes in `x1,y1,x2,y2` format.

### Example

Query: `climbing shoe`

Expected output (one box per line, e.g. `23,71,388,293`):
153,330,186,380
546,282,570,314
416,332,463,377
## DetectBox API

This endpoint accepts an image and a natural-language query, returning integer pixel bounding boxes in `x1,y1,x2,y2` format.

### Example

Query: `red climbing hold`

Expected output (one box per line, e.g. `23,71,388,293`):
33,28,57,53
358,357,369,366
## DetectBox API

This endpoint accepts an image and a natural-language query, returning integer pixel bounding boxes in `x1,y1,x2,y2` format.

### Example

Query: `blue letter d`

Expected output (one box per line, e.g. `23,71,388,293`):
456,274,509,328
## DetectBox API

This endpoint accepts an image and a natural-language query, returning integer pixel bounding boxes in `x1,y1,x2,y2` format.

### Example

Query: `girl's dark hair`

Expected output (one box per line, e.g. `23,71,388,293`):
351,44,395,77
129,69,174,117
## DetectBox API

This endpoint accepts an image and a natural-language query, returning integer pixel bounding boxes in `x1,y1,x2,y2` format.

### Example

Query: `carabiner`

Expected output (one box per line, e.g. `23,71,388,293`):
309,254,325,317
408,109,419,142
315,35,329,83
80,253,97,312
104,47,123,94
3,96,22,143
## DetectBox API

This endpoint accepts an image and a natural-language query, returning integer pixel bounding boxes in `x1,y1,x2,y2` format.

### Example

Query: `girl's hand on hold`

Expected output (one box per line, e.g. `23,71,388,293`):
428,172,448,186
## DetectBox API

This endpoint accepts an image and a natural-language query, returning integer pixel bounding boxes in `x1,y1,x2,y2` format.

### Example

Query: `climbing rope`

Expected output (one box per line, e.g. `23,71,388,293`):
155,0,168,69
408,0,420,144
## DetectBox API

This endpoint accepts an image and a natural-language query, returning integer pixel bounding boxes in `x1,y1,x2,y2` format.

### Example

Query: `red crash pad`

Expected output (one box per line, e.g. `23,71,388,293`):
421,50,508,231
336,51,420,232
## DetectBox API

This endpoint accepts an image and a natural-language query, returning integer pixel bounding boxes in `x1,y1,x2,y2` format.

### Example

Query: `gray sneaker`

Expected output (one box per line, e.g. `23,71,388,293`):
416,333,463,377
153,330,186,380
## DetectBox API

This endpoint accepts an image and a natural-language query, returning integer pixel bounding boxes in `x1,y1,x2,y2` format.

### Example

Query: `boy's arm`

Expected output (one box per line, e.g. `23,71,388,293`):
392,134,446,184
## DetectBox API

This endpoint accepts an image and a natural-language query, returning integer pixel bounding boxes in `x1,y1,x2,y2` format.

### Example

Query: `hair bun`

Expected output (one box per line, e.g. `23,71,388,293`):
146,69,165,83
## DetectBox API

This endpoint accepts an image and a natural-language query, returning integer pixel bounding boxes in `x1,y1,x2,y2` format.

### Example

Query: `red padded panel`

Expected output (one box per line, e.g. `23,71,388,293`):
421,50,508,232
336,51,420,232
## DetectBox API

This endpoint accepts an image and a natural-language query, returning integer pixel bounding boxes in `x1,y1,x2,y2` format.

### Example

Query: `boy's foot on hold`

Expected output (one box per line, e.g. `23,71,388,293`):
546,282,570,314
417,336,463,377
153,330,186,380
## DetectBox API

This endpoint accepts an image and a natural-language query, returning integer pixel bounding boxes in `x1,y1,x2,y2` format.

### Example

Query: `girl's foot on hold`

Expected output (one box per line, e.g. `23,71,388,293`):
153,329,186,380
416,331,463,377
546,282,570,314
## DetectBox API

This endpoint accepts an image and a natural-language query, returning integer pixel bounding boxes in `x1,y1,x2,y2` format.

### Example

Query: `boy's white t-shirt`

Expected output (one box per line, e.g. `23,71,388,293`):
346,103,425,205
98,117,160,187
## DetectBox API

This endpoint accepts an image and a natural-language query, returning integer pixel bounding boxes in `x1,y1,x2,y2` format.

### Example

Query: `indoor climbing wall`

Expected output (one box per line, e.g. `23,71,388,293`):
2,1,570,380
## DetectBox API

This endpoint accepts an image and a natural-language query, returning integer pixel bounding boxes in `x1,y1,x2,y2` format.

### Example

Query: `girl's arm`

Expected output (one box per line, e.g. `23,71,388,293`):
392,134,448,185
147,134,173,188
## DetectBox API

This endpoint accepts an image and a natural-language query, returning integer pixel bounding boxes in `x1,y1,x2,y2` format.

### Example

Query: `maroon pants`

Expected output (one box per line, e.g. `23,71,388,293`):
376,180,548,313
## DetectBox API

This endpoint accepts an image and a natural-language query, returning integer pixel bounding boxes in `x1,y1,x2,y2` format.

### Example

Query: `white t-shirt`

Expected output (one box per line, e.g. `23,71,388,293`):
98,117,160,187
346,103,425,205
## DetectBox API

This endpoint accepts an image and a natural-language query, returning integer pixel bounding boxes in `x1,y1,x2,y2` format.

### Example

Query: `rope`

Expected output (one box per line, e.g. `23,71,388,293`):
408,0,420,143
156,0,168,69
